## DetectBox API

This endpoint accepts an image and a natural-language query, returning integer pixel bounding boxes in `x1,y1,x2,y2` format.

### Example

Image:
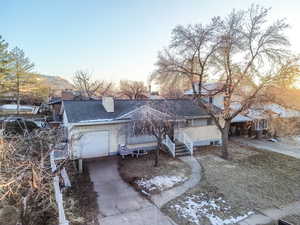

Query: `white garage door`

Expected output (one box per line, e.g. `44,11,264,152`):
80,131,109,158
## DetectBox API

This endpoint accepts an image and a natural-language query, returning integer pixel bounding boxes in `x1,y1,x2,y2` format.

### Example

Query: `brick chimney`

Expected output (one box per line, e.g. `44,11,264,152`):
102,96,114,112
61,90,75,100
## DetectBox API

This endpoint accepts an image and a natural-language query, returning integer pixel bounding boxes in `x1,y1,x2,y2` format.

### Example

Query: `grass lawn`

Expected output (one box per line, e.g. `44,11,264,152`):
118,150,191,195
162,142,300,225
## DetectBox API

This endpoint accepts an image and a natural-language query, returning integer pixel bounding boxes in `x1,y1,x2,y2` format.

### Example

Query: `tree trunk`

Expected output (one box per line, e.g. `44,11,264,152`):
154,141,161,167
16,73,20,115
256,130,263,139
221,121,230,159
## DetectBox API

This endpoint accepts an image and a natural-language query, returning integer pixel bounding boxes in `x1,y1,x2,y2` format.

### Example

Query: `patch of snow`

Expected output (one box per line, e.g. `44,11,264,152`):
0,104,35,111
170,194,253,225
136,175,187,192
267,138,278,143
264,104,300,118
292,136,300,143
141,190,150,196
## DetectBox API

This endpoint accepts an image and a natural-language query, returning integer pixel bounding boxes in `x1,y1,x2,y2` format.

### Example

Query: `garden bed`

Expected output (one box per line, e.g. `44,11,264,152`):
118,150,191,195
63,162,99,225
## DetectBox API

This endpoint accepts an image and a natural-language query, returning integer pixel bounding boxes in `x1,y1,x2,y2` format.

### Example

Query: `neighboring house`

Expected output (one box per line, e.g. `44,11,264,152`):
184,82,300,136
48,98,62,121
61,97,222,159
48,90,83,122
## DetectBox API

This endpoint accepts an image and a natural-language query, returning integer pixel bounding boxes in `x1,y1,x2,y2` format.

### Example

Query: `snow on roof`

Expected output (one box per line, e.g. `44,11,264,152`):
0,104,39,114
1,104,34,110
231,114,252,122
264,103,300,118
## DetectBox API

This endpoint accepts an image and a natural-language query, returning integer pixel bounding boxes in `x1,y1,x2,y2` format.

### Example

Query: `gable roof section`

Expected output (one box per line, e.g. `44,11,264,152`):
63,99,216,123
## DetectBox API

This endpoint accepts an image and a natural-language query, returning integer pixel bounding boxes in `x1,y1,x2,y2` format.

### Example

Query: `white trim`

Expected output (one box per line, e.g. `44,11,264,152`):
69,119,129,129
59,101,65,115
63,110,69,127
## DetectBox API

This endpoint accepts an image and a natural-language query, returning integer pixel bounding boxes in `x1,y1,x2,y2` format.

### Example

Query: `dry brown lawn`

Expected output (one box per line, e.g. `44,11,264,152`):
163,142,300,225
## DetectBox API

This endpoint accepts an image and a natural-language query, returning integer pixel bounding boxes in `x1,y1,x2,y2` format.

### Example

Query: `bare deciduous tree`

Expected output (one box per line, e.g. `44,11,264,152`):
151,71,190,98
0,128,66,225
118,80,148,99
73,70,113,98
125,102,173,166
155,5,294,159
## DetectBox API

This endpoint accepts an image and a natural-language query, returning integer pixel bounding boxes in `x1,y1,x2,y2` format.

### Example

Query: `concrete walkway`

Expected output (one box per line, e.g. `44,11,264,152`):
151,156,202,208
88,158,177,225
239,200,300,225
234,138,300,159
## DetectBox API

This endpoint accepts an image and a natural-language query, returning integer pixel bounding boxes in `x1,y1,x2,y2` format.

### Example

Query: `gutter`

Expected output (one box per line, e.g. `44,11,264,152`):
69,119,130,131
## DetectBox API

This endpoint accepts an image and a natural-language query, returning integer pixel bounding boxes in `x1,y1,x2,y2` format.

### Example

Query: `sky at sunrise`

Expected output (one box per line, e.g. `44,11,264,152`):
1,0,300,83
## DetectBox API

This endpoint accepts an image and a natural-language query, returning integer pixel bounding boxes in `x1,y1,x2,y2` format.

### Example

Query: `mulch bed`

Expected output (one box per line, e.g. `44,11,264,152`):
118,150,191,195
63,162,99,225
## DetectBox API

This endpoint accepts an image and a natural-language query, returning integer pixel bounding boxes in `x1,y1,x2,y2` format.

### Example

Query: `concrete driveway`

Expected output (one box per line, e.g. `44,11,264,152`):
88,158,177,225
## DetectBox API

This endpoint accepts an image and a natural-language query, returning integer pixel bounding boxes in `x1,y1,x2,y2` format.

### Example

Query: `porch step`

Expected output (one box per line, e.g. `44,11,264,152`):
176,151,191,156
175,140,191,157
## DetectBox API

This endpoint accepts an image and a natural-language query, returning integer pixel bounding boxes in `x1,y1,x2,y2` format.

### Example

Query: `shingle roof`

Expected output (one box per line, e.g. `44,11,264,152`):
63,99,216,123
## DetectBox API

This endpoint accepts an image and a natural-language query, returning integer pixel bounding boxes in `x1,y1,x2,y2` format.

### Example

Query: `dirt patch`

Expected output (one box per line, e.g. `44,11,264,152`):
193,145,221,157
163,142,300,225
193,142,260,160
118,150,191,195
63,162,99,225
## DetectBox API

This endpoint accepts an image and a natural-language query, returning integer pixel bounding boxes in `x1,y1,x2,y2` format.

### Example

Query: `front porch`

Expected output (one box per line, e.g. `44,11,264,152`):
122,122,222,158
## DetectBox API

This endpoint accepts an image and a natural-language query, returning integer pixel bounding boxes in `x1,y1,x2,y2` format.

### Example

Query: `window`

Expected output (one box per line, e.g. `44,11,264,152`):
177,121,187,128
191,118,214,126
259,119,268,130
207,118,213,125
255,119,268,130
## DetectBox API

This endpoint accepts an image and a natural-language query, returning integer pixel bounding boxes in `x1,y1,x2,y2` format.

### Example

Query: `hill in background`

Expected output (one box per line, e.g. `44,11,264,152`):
37,74,74,96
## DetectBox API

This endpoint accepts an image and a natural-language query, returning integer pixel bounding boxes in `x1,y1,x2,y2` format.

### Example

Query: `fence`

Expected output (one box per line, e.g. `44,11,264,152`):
50,151,70,225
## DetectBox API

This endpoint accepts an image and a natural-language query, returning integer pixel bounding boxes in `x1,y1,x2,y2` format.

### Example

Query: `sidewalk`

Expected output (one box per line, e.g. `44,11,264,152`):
239,200,300,224
150,155,202,208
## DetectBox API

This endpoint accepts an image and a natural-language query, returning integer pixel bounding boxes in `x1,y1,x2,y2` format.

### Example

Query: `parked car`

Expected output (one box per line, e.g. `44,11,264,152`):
3,117,39,135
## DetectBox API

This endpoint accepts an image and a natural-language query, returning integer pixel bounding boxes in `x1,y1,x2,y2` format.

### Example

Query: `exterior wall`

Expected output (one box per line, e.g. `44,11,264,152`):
175,125,221,146
126,135,157,150
67,118,221,159
127,135,156,144
68,123,126,159
127,142,157,151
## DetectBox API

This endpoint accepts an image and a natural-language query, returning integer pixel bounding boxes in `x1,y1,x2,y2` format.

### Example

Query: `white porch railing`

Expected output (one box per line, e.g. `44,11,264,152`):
177,132,194,155
163,135,176,158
